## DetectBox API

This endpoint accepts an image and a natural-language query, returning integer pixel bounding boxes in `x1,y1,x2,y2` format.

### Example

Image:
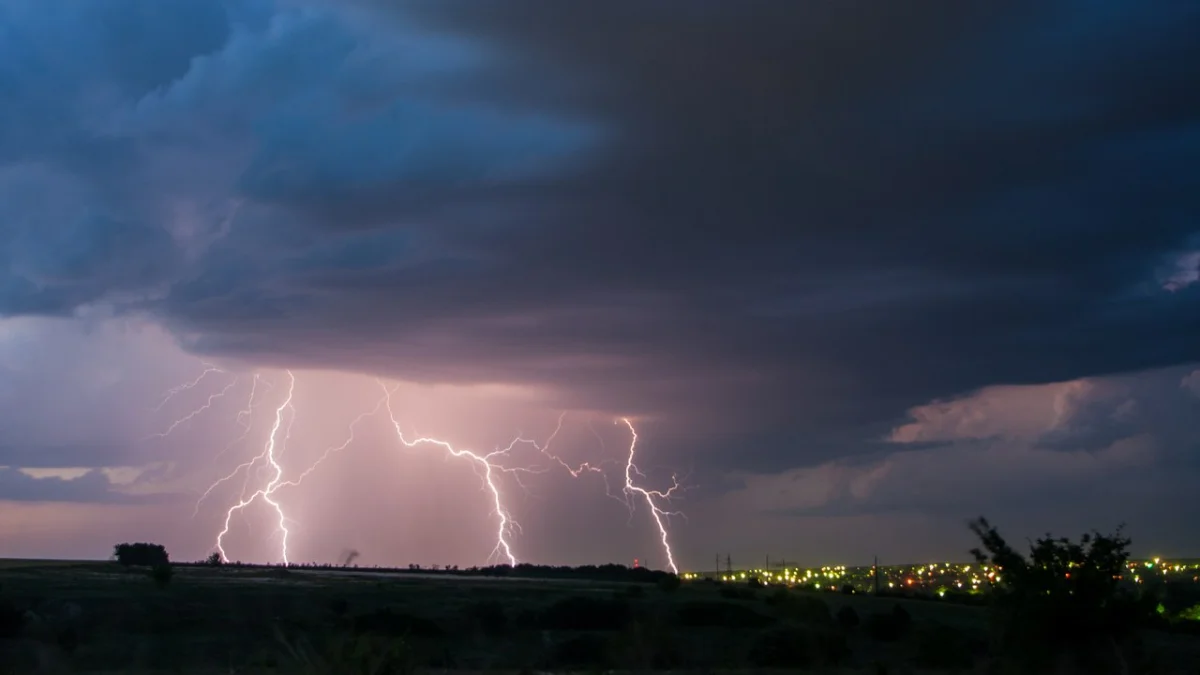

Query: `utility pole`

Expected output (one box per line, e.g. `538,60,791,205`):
765,555,769,571
874,556,881,595
726,553,732,574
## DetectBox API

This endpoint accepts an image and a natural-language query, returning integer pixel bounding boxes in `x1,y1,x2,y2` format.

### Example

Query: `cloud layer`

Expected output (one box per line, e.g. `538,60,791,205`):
0,0,1198,565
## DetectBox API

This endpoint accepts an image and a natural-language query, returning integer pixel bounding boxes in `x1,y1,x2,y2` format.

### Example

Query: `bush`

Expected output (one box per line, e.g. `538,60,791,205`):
657,574,681,593
114,542,169,567
969,516,1153,673
206,551,223,567
150,562,174,587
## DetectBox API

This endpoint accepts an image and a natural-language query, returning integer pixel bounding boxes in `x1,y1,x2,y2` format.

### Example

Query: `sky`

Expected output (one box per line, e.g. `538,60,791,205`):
1,0,1198,571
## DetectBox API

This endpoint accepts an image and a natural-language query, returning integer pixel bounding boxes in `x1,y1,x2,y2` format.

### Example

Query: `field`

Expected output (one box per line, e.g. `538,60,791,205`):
2,560,1199,674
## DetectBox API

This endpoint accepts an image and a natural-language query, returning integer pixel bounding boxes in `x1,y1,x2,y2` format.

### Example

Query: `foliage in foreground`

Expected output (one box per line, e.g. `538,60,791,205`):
969,516,1155,673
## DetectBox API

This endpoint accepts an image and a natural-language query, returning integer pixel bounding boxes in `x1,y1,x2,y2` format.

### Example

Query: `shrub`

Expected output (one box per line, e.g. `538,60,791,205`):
150,562,174,587
206,551,223,567
114,542,169,567
657,574,681,593
969,516,1153,673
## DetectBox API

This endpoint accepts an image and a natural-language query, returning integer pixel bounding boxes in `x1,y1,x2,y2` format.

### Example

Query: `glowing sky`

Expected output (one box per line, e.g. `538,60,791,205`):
1,1,1198,569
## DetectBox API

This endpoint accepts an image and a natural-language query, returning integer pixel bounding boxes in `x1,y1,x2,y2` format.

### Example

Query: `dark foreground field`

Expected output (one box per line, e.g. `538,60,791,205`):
2,560,1199,674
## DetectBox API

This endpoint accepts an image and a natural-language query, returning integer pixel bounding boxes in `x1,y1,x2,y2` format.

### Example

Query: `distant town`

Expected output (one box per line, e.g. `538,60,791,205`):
682,558,1200,595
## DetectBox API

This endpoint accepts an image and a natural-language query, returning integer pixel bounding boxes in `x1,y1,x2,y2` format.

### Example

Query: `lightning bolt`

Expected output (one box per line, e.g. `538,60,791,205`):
381,382,522,566
213,373,268,461
216,371,296,564
148,377,240,439
620,418,684,574
530,413,629,509
278,386,394,490
153,362,224,411
154,364,689,572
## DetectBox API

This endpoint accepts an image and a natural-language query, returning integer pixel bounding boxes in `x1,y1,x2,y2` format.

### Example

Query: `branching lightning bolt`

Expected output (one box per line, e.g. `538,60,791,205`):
154,363,689,573
530,413,629,509
213,373,268,462
277,387,394,490
149,377,239,439
153,362,224,411
381,382,522,566
620,418,685,574
215,371,296,564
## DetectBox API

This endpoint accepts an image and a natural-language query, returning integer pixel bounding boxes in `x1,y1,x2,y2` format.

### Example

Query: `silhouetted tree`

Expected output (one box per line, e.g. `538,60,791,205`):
113,542,169,567
206,552,223,567
657,573,682,593
969,517,1152,674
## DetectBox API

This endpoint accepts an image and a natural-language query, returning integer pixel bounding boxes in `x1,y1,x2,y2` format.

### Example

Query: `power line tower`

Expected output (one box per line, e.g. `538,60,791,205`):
725,553,733,574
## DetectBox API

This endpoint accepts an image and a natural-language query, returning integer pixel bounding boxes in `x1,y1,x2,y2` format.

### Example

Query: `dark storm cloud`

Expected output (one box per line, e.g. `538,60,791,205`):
2,0,1198,474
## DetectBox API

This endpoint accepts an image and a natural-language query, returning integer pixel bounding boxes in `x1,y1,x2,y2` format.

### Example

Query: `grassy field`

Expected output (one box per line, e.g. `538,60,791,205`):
1,560,1198,674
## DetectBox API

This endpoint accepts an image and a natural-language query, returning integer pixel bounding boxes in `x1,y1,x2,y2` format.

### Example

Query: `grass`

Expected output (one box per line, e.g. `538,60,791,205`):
0,561,1197,673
